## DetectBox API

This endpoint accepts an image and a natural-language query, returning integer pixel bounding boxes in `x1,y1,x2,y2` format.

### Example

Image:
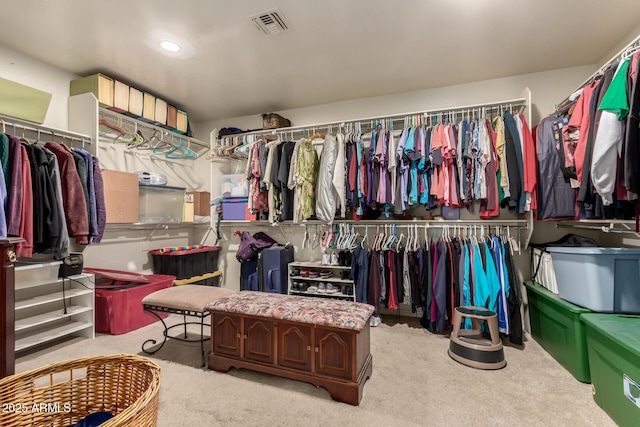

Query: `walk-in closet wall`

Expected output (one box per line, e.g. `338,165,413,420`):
197,65,598,320
0,43,77,128
0,42,213,272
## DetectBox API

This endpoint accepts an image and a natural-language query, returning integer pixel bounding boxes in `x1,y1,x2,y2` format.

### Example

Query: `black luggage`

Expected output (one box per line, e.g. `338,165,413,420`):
240,259,259,291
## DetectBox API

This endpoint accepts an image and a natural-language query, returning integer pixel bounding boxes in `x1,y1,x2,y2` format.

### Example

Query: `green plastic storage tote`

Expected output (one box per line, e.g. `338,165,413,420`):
525,281,591,382
581,313,640,427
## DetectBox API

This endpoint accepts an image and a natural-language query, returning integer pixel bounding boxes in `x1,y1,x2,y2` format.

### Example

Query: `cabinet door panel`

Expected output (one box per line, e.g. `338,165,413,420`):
278,322,312,371
213,313,242,357
244,318,275,364
315,328,353,380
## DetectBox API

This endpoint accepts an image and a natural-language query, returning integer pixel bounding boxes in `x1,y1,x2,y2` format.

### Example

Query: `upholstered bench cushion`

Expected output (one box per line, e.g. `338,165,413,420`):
142,285,235,313
206,291,374,332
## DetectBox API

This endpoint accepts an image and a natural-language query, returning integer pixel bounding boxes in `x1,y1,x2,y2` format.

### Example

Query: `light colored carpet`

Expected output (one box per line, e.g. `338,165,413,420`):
15,315,614,427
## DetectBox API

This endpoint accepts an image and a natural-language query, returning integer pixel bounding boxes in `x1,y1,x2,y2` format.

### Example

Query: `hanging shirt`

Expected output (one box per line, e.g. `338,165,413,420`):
287,138,304,222
493,116,510,199
316,135,339,223
297,139,320,221
519,114,538,212
44,142,89,245
92,157,106,244
503,112,526,213
491,236,510,334
333,133,346,218
388,131,398,207
43,148,70,259
15,145,33,257
6,135,22,236
404,128,419,205
565,81,599,186
75,149,98,240
0,162,7,238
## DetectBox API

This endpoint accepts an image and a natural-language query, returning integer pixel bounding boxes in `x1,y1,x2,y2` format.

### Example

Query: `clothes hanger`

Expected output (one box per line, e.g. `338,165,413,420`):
99,118,126,135
311,225,321,250
361,226,368,249
302,225,310,250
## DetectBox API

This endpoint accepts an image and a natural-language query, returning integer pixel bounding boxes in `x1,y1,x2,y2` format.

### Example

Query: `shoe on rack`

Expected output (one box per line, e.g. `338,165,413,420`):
325,283,338,294
307,285,318,293
343,286,353,296
298,283,309,292
330,252,339,266
322,253,331,265
317,283,326,293
338,251,346,266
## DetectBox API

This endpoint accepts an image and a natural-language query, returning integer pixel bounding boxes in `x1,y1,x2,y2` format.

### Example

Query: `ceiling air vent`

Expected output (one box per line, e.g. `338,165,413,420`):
251,9,289,35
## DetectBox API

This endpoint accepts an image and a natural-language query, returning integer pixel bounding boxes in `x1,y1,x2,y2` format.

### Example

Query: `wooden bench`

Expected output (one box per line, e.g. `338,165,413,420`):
141,285,235,366
206,291,374,406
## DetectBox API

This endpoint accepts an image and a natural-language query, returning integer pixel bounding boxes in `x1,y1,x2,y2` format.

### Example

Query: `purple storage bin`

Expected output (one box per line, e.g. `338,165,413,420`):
221,198,247,220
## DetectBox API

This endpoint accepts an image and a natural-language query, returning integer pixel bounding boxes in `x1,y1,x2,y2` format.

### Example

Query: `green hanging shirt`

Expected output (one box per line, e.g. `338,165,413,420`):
599,59,631,120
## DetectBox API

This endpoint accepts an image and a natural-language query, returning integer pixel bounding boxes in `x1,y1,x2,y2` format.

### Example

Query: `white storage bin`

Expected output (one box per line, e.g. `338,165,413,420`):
547,247,640,313
138,184,186,223
220,174,249,199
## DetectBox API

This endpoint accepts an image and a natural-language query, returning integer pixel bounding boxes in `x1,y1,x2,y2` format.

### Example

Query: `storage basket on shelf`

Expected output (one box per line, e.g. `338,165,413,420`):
0,354,161,427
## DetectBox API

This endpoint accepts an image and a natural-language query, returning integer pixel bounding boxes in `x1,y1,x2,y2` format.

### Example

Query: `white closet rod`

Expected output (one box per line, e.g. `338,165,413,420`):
219,97,528,140
555,222,639,235
556,34,640,108
0,113,92,144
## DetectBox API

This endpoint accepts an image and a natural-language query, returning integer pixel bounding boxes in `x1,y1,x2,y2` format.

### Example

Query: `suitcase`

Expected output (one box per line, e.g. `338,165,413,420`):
258,245,294,294
240,259,259,291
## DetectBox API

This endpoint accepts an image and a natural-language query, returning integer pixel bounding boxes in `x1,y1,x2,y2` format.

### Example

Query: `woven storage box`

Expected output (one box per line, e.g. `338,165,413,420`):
0,354,161,427
261,113,290,129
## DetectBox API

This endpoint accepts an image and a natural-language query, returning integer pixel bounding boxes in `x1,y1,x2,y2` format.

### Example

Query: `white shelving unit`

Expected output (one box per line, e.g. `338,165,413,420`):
14,261,94,353
287,261,355,301
68,92,209,157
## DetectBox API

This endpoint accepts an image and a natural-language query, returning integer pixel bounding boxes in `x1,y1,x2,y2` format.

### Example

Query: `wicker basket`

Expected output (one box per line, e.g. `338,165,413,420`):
0,354,161,427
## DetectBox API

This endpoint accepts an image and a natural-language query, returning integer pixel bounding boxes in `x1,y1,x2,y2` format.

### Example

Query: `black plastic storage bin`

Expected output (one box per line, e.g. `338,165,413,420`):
149,246,222,279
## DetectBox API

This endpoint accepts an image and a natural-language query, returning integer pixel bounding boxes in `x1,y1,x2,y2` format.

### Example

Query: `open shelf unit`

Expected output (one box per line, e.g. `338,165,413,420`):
287,261,355,301
14,261,94,353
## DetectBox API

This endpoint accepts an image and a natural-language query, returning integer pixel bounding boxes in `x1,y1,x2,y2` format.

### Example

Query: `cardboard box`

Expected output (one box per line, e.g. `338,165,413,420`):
187,191,210,216
111,80,130,113
176,109,188,133
155,98,167,125
102,170,139,223
142,92,155,122
128,87,144,117
69,73,114,107
183,201,194,223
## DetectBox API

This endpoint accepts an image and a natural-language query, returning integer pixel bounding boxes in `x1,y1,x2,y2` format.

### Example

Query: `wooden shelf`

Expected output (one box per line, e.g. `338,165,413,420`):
15,321,93,352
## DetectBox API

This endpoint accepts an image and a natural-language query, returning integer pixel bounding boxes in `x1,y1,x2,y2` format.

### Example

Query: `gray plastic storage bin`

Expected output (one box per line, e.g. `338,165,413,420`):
547,247,640,313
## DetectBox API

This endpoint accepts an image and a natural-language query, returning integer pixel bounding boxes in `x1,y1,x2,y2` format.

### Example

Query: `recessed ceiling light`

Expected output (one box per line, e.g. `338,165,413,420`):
159,40,181,52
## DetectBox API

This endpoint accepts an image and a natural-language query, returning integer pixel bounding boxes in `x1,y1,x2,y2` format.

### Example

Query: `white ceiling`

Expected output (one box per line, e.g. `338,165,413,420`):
1,0,639,122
